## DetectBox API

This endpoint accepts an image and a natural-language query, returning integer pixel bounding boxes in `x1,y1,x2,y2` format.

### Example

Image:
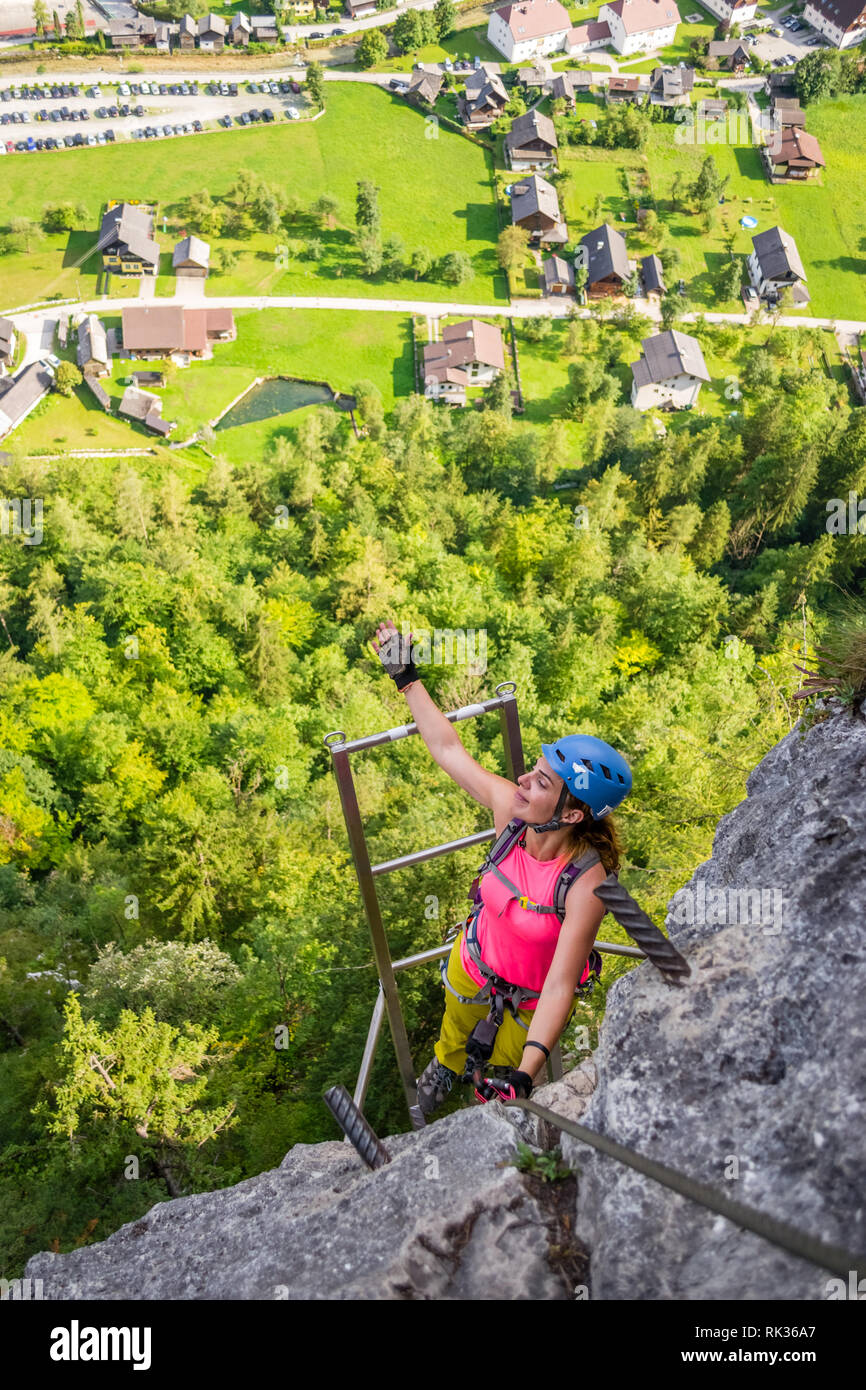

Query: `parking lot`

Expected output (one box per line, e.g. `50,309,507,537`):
746,12,829,69
0,75,313,153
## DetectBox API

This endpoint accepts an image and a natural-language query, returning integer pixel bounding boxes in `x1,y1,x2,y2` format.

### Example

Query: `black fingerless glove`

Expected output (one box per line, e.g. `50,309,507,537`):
377,632,419,690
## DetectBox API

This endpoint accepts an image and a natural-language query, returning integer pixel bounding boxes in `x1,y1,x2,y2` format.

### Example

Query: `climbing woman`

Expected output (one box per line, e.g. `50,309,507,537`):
371,619,632,1117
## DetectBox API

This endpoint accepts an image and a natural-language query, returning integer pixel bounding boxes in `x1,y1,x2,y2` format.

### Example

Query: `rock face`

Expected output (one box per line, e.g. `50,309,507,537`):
26,1107,581,1301
566,704,866,1300
24,705,866,1301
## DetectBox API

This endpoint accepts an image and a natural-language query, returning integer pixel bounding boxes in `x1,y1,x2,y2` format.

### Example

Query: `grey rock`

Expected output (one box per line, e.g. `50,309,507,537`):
564,708,866,1300
26,1107,565,1301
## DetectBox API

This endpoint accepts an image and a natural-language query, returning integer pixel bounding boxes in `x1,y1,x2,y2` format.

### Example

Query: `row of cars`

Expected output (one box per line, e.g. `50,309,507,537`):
131,121,203,140
218,108,278,127
3,131,117,152
1,105,144,126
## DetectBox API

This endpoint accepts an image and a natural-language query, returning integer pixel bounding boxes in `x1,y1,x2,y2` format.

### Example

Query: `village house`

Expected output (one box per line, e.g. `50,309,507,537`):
108,15,157,48
770,95,806,127
178,14,196,49
699,0,758,25
565,18,612,55
84,375,111,412
422,319,506,406
230,12,252,45
0,362,54,441
98,203,160,277
505,108,558,169
543,254,575,296
0,317,15,369
707,39,750,72
649,65,695,107
458,68,509,128
698,96,730,125
764,124,826,181
173,235,211,279
802,0,866,49
155,22,176,51
76,314,110,377
406,70,444,106
511,173,568,244
197,13,226,51
345,0,379,17
597,0,679,56
641,253,666,300
121,306,236,360
747,225,810,305
119,386,174,437
630,329,710,411
606,76,642,103
250,14,281,41
550,70,594,106
578,222,632,297
517,63,552,92
487,0,572,62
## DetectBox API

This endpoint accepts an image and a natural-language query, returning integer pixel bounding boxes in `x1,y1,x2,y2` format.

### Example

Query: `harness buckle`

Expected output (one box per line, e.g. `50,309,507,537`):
518,894,530,910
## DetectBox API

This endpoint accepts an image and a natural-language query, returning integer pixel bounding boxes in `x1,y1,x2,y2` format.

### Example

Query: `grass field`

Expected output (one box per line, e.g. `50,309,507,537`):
0,84,506,311
10,309,414,459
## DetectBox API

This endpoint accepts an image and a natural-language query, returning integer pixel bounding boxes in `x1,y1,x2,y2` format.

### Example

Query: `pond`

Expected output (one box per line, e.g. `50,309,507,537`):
215,377,342,431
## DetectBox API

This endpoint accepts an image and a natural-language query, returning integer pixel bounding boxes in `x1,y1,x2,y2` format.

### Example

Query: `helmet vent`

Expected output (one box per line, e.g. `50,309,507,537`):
581,758,593,772
600,764,612,780
555,748,566,762
617,773,625,783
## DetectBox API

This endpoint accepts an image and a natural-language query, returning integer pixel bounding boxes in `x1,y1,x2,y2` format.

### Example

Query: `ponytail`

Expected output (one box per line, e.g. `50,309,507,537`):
562,792,623,875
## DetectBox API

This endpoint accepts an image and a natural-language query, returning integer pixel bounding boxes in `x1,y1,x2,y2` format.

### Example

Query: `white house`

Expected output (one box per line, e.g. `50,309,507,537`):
566,18,612,54
422,320,506,405
747,226,809,303
598,0,679,55
802,0,866,48
699,0,758,26
630,330,710,411
487,0,572,62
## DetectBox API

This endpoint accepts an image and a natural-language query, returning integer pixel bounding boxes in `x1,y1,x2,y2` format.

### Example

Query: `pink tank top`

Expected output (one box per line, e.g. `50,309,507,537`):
460,838,574,1009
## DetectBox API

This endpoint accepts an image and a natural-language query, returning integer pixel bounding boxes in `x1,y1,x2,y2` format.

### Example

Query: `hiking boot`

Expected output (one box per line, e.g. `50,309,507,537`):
416,1057,458,1116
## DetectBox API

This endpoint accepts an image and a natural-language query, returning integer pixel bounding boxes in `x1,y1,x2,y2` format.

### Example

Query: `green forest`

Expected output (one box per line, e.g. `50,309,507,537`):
1,350,865,1276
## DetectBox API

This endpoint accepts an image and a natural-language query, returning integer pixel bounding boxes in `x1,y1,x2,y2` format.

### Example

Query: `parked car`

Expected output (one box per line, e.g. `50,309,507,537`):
105,129,115,142
229,83,238,96
261,108,274,122
192,119,202,132
220,114,232,127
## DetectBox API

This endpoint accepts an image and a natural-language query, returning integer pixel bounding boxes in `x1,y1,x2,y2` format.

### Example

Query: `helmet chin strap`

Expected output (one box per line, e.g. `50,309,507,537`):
527,782,570,835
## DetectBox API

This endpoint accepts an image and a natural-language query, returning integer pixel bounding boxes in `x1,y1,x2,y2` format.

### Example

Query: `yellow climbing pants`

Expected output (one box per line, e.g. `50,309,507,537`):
433,933,576,1075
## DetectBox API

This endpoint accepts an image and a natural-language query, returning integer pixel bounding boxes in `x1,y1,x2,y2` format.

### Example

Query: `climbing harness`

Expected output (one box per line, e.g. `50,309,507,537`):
440,817,605,1081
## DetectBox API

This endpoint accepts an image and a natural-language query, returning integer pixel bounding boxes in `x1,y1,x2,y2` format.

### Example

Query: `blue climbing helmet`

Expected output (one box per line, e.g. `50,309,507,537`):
540,734,632,821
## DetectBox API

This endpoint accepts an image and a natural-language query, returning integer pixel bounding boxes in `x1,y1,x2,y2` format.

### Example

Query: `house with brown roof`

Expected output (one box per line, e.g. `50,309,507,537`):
598,0,679,56
173,235,211,278
566,18,612,55
543,254,575,296
517,63,551,92
458,68,509,128
407,70,443,106
630,330,710,411
346,0,378,17
606,75,642,103
764,125,826,182
578,222,631,297
747,226,809,305
422,319,506,405
511,173,568,245
84,375,112,413
700,0,757,26
505,108,558,170
98,203,160,277
770,95,806,127
487,0,572,62
802,0,866,50
0,316,16,369
708,39,750,71
77,314,110,377
121,306,236,359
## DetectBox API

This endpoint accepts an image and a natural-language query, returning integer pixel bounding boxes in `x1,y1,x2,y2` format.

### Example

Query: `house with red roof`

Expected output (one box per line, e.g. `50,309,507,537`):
598,0,679,55
487,0,572,62
802,0,866,48
422,320,506,406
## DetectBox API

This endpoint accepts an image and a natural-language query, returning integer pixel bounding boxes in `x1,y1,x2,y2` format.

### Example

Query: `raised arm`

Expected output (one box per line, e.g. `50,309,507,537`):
372,620,517,829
